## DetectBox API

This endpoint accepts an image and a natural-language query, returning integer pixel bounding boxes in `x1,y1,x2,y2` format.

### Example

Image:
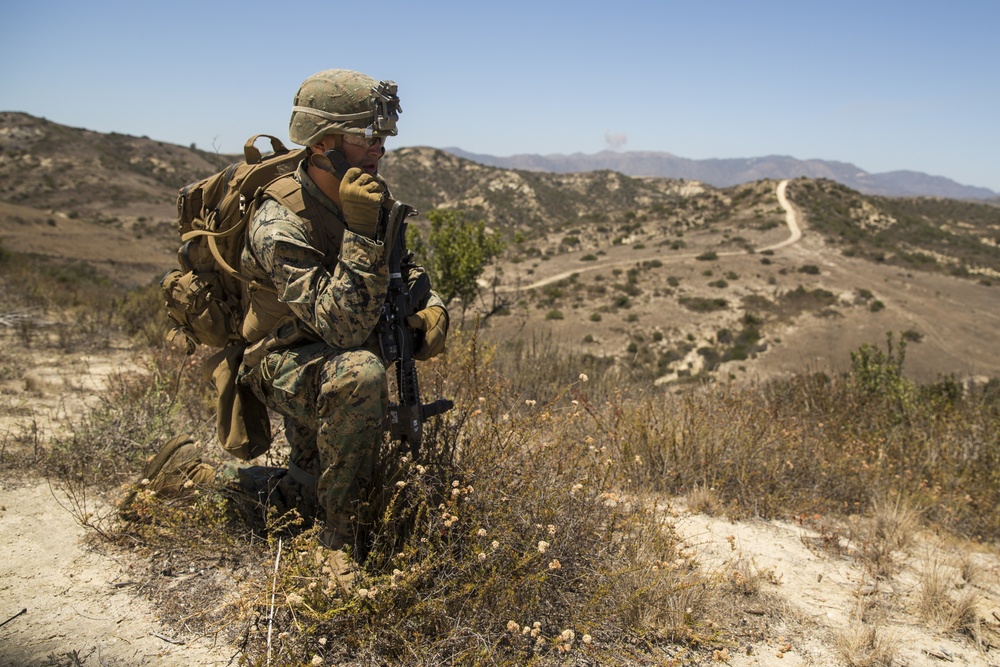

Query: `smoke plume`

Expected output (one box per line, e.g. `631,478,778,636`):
604,130,627,150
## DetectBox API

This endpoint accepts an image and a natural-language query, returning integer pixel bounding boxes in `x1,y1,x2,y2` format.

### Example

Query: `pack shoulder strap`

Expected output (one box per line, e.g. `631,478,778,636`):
264,175,348,239
264,176,308,215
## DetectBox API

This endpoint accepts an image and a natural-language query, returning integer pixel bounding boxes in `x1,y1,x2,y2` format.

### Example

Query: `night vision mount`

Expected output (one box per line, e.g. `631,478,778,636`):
368,80,401,137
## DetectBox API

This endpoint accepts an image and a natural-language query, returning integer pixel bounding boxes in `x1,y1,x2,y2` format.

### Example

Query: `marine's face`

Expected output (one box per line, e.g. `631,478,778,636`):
341,134,385,175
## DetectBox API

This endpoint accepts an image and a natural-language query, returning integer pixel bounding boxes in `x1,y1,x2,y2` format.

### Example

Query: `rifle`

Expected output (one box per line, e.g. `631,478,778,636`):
311,148,453,456
378,200,454,457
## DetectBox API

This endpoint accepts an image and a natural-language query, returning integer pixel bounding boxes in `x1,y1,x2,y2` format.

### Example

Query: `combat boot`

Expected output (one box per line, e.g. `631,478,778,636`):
119,434,215,517
138,434,215,496
320,513,358,594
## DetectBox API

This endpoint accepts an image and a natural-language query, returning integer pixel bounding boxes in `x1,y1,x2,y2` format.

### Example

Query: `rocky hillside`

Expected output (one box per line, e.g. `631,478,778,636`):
0,111,230,223
380,146,696,232
0,112,697,240
3,111,997,270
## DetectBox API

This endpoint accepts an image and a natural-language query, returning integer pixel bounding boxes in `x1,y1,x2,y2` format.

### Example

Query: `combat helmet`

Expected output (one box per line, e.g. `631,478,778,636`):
289,69,401,146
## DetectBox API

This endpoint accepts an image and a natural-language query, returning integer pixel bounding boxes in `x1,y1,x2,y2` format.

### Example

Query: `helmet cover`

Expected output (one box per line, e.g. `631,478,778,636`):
289,69,401,146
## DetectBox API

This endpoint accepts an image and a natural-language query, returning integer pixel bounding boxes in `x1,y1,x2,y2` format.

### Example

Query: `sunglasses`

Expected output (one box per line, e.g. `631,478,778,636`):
341,133,385,148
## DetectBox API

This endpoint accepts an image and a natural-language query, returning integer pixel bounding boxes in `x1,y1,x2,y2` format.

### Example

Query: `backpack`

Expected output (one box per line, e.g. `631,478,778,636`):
160,135,305,460
162,134,305,353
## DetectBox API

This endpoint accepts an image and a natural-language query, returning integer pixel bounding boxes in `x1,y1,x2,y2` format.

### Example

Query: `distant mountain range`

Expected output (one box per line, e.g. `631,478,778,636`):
444,148,998,201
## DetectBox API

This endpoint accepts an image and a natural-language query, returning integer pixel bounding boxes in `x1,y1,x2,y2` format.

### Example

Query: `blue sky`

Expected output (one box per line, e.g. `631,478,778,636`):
2,0,998,192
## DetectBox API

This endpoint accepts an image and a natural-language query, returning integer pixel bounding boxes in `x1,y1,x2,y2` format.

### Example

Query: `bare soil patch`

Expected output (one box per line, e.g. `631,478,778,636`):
0,478,234,667
671,504,1000,667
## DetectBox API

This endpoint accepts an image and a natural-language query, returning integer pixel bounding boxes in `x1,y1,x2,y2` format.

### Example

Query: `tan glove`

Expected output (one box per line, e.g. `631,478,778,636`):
339,167,384,239
406,305,448,360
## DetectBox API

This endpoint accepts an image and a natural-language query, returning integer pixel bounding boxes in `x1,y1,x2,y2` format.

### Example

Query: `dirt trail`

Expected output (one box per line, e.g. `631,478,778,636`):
515,179,799,291
759,179,801,252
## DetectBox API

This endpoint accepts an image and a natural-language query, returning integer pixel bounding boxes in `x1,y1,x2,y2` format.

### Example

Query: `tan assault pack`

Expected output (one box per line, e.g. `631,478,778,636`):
163,135,303,351
160,135,305,460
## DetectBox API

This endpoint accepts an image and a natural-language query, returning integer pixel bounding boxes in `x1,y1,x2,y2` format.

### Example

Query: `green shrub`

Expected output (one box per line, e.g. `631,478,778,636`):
679,297,728,312
612,295,632,309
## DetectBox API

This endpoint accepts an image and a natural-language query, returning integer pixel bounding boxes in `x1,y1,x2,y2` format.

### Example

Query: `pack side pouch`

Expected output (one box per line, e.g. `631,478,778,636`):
161,268,238,349
204,344,271,461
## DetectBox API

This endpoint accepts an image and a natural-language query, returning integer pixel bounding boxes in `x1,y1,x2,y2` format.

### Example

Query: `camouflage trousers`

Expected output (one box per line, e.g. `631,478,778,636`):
238,340,388,524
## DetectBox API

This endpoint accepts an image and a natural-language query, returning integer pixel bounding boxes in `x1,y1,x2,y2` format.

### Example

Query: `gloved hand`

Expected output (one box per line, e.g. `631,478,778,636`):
406,305,448,360
339,167,384,239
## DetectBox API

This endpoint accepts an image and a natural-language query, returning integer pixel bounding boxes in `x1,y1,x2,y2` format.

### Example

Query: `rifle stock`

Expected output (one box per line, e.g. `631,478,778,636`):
379,200,454,456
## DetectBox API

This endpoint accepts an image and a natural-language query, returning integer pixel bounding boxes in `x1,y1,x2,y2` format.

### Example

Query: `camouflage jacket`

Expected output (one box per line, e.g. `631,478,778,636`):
240,159,440,355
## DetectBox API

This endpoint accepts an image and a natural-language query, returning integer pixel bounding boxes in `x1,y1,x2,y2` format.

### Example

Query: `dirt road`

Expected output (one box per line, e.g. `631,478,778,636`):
515,179,800,291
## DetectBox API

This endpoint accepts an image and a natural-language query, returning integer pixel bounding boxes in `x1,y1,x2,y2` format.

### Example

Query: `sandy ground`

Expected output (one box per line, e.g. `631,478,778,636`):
0,480,235,667
670,506,1000,667
0,331,236,666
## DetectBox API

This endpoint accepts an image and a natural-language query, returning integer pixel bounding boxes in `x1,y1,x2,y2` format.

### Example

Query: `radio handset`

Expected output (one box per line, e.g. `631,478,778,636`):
307,148,353,180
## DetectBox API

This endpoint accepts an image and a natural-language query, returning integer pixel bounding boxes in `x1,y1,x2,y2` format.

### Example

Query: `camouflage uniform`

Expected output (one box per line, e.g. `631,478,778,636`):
237,159,443,526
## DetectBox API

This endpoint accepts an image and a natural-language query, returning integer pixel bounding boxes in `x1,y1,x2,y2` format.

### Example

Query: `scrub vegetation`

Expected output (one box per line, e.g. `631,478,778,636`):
5,255,998,666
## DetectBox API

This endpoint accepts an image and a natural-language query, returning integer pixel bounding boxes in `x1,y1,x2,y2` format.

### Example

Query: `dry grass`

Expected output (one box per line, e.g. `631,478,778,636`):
595,355,1000,539
723,553,772,597
214,328,725,665
685,484,724,517
834,622,901,667
7,249,1000,664
856,493,922,580
919,552,985,642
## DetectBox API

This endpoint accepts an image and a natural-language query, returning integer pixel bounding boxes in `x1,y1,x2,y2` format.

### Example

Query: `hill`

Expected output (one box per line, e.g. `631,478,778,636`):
2,112,999,384
445,147,999,200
